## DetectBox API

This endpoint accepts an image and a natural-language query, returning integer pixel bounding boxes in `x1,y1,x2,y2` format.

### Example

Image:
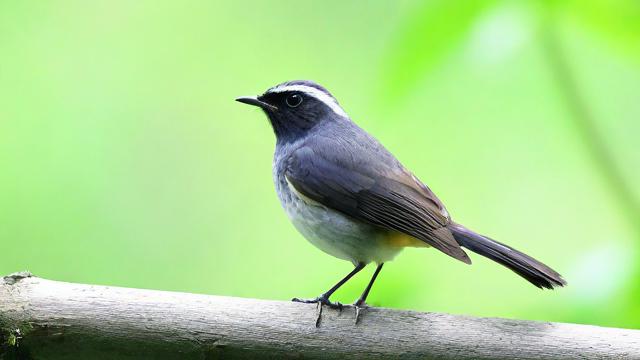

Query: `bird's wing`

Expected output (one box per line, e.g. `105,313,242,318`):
285,145,470,264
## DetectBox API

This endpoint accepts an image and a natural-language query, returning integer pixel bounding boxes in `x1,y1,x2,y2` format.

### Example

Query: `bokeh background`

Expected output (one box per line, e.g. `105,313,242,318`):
1,1,639,329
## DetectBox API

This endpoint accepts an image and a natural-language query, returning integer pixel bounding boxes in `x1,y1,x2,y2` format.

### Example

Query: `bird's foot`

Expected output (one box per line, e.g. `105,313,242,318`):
292,295,342,327
292,295,343,309
353,300,369,325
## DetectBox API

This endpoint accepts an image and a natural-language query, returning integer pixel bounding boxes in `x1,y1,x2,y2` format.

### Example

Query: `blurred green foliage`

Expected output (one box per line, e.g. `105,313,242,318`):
1,0,639,329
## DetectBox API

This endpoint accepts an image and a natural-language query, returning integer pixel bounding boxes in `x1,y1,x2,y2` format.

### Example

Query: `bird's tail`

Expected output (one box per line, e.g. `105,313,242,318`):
449,223,566,289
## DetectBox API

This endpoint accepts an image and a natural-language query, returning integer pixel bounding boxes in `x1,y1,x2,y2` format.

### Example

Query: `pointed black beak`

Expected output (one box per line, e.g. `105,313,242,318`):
235,96,278,111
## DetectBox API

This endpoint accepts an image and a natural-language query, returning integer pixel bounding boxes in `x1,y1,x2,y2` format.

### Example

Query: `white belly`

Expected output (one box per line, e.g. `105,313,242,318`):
275,175,403,264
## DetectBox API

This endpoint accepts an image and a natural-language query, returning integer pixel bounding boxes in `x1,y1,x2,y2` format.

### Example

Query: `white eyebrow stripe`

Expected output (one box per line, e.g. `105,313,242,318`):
268,84,348,118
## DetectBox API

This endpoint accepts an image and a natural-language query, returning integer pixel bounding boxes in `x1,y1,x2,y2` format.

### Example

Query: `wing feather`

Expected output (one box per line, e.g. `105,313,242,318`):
285,145,470,264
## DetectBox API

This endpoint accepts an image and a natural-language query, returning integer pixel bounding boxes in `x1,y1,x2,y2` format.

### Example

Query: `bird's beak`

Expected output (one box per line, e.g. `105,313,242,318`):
235,96,278,111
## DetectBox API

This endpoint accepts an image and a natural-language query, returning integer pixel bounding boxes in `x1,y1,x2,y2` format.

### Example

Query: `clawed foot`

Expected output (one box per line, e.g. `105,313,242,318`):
353,300,369,325
292,295,343,327
291,295,372,326
292,295,343,309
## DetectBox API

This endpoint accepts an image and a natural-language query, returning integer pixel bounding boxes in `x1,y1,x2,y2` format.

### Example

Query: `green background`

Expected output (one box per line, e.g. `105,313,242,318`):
1,1,639,329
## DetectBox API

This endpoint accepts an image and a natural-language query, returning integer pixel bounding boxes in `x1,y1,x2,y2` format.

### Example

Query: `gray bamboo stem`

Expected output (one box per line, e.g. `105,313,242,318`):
1,272,639,359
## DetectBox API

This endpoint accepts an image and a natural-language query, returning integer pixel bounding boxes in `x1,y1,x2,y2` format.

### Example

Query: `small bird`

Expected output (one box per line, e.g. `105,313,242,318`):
236,80,566,325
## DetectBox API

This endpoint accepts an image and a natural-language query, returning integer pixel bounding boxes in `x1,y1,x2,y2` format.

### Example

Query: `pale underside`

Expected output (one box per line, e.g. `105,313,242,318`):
279,175,427,265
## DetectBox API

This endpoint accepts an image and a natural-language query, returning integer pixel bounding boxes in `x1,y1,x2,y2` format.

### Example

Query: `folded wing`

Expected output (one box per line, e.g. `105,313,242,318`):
285,145,470,264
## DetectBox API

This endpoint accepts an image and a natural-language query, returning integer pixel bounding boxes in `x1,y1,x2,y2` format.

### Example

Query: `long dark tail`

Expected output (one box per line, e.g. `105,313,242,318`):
449,223,566,289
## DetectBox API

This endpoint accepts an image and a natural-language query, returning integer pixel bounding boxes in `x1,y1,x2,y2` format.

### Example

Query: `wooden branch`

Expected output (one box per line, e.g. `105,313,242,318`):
1,272,639,359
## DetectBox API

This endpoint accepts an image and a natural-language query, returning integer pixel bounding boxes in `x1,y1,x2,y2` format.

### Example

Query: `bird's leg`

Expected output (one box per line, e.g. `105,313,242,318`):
292,262,366,308
353,263,384,325
292,262,366,326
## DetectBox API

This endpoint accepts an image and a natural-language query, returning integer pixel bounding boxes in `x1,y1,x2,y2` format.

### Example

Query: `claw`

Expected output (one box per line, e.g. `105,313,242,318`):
315,301,323,327
292,295,343,327
292,296,342,309
353,300,369,325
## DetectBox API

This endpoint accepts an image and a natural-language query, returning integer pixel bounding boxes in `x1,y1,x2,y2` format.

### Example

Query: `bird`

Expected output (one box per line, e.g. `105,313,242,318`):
236,80,566,326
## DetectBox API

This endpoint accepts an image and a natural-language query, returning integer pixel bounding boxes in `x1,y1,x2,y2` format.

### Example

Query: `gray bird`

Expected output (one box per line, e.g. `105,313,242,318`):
236,80,566,325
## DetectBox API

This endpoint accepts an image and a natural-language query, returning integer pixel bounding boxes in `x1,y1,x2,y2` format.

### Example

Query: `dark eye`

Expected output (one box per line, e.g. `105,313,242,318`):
285,94,303,108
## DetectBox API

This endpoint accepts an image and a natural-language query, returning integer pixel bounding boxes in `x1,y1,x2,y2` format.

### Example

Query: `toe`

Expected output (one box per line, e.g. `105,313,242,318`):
292,296,322,304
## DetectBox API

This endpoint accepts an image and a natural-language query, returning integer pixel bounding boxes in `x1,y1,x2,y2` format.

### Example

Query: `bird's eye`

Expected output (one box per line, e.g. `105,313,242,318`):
285,94,303,108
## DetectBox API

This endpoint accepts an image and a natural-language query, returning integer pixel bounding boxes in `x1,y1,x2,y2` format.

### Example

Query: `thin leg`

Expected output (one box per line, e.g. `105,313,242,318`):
293,262,365,306
292,262,366,327
354,263,384,324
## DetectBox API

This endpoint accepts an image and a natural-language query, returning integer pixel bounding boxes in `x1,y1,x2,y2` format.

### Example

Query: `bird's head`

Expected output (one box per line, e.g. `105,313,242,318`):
236,80,348,142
